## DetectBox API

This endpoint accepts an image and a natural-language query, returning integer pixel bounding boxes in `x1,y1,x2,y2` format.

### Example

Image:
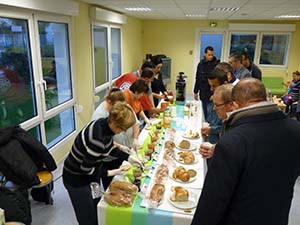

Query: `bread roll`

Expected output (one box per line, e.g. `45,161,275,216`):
179,140,191,149
170,186,189,202
178,171,190,182
178,152,195,164
187,169,197,178
109,181,138,194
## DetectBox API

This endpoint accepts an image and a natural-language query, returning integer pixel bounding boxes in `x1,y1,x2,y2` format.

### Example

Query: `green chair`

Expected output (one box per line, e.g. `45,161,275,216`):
262,77,286,96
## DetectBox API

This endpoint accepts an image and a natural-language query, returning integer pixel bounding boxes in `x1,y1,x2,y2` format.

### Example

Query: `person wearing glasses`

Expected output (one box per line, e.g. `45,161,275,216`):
201,67,229,144
199,84,234,159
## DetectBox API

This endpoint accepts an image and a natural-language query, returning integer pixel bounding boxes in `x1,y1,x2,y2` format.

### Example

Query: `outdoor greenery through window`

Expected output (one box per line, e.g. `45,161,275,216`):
0,17,36,128
0,12,75,149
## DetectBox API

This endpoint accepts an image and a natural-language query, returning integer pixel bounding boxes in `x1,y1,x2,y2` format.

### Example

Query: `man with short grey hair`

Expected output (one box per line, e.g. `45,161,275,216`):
228,52,251,80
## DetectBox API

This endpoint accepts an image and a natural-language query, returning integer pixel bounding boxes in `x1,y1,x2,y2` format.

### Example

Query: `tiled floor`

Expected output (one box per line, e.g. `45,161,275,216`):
30,168,300,225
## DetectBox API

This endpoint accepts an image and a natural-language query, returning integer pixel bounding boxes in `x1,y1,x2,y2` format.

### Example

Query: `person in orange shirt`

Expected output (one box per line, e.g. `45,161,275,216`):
123,79,151,126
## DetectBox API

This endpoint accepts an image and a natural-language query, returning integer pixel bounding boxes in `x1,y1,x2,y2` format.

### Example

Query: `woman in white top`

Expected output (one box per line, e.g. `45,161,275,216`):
92,87,140,150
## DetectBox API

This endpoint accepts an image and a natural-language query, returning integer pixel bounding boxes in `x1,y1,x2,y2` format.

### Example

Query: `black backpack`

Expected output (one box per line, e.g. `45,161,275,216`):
0,187,31,225
30,181,54,205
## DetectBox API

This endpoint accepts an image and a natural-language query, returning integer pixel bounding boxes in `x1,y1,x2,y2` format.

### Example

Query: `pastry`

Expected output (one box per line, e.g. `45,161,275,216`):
178,171,190,182
178,152,195,164
185,130,200,138
164,140,175,149
170,186,189,202
187,169,197,177
179,140,191,149
172,166,193,182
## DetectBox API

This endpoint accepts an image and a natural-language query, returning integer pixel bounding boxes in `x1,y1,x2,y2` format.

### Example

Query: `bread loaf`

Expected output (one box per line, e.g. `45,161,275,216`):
170,186,189,202
109,181,138,194
104,191,134,207
149,184,165,203
155,164,169,184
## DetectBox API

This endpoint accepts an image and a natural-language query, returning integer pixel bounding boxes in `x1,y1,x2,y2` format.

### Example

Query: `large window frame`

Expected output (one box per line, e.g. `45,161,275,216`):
91,22,122,108
227,24,294,68
0,7,77,152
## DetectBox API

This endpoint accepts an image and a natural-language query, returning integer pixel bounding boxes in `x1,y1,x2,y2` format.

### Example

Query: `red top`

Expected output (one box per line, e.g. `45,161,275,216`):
115,73,138,91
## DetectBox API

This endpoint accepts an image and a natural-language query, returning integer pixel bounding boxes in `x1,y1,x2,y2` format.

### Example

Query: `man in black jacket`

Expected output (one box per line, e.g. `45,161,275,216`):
242,51,262,80
191,78,300,225
193,46,219,119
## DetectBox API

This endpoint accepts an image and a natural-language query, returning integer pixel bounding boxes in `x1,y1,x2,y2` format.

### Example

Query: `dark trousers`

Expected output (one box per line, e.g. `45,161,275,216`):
63,181,99,225
201,98,210,120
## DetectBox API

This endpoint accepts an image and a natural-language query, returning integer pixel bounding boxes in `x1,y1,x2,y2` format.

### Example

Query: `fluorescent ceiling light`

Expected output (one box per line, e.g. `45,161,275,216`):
210,7,239,12
274,15,300,18
185,14,206,17
125,7,151,12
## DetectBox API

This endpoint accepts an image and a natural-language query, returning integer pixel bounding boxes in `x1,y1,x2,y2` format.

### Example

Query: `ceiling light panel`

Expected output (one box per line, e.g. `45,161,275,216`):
125,7,151,11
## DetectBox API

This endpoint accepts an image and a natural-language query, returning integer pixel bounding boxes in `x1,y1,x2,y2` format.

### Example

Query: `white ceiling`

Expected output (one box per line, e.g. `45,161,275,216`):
79,0,300,20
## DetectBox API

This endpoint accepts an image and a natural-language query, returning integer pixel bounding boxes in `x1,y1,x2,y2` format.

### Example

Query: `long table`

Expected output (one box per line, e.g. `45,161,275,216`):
97,102,205,225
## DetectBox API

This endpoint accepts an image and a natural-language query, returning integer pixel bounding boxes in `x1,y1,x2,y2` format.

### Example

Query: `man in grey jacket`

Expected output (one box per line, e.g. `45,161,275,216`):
228,52,251,80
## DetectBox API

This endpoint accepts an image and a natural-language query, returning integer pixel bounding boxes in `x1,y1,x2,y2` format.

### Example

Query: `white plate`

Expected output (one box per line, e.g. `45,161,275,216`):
169,171,197,183
174,152,198,165
175,142,197,151
168,191,198,209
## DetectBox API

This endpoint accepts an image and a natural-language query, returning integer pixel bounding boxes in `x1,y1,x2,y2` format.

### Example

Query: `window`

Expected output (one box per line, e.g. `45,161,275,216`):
260,34,289,65
0,10,76,150
93,25,108,87
92,23,122,107
38,21,73,110
0,17,36,127
111,27,121,79
230,33,257,61
229,30,291,67
200,33,223,60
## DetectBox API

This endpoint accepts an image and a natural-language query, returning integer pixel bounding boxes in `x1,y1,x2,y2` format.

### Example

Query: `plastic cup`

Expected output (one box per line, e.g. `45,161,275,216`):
202,122,210,128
